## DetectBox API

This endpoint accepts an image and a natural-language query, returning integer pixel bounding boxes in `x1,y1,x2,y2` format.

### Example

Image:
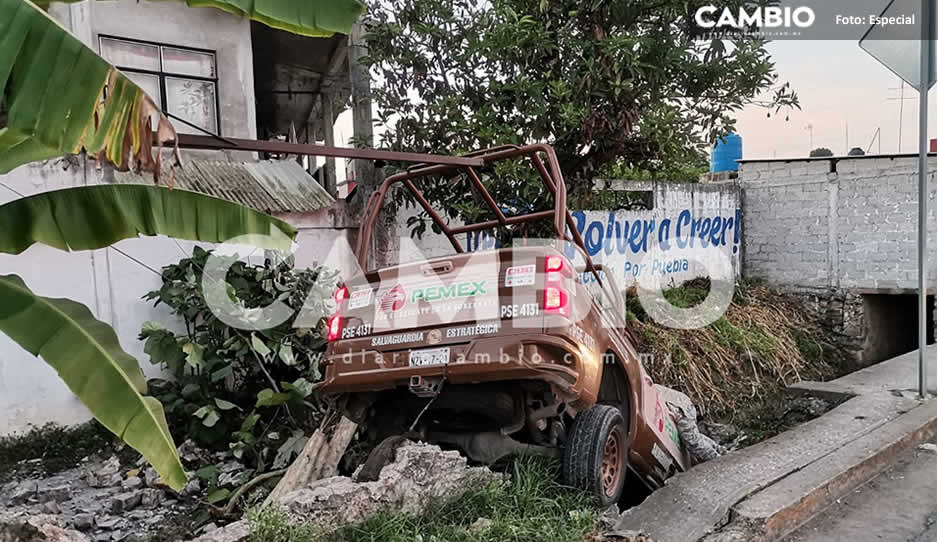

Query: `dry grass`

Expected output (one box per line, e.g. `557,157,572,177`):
627,279,847,419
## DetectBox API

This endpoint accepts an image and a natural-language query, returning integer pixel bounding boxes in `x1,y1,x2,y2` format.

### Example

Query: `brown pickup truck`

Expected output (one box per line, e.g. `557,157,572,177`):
321,145,689,505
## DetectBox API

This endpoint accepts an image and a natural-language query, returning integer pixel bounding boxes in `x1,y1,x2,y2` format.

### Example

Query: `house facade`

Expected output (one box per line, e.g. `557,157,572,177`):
0,0,364,434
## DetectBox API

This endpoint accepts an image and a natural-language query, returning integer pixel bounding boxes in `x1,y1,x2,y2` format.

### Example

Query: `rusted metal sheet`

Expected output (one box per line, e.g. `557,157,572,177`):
113,159,334,213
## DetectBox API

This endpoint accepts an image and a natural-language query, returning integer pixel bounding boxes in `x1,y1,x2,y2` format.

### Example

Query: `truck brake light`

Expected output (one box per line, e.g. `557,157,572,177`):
543,256,570,316
546,255,565,273
327,314,342,341
334,286,348,304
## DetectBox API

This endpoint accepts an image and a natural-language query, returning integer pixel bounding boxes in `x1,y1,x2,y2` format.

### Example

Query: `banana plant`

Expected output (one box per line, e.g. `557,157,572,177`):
0,185,298,490
0,0,361,490
0,0,365,176
33,0,367,38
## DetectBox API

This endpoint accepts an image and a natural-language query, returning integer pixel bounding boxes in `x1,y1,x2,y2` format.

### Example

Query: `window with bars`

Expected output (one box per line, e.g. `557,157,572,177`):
99,35,220,135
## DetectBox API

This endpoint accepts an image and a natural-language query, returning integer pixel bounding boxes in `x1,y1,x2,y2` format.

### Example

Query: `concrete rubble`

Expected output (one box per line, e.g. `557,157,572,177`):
0,440,226,541
192,441,501,542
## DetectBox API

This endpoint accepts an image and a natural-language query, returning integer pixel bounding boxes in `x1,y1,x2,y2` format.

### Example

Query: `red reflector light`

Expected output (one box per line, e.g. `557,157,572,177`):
334,286,348,304
544,286,569,315
327,314,342,341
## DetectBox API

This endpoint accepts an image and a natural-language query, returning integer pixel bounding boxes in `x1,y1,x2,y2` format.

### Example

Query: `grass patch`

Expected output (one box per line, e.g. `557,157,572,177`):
249,457,601,542
249,505,318,542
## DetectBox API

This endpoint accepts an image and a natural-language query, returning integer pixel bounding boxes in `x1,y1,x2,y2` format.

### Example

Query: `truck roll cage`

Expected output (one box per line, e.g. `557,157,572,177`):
355,144,603,286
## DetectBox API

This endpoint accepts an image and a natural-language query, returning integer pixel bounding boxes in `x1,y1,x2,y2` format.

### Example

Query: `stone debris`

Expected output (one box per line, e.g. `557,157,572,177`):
120,478,143,492
70,515,93,532
109,492,141,514
192,442,500,542
2,449,209,541
9,482,38,505
39,502,61,515
0,513,90,542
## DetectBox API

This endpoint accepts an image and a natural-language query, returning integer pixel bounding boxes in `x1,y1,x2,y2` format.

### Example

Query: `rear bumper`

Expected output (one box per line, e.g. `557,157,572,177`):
319,334,601,406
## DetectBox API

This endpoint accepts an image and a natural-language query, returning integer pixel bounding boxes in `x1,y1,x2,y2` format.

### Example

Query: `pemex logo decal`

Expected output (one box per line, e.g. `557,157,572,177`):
379,284,407,313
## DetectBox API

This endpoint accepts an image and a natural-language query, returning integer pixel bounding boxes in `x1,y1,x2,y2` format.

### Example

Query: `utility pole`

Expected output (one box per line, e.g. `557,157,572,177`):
888,81,917,151
915,0,931,398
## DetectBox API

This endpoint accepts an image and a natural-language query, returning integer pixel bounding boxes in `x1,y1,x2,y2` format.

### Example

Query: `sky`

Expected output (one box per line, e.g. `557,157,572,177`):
734,40,937,159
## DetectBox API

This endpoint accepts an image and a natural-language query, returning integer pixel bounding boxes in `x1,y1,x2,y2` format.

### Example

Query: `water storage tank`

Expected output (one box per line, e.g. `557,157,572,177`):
711,133,742,173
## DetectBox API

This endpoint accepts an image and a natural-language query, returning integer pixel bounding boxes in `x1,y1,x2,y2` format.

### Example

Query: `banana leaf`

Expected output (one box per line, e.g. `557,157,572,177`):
0,274,187,490
32,0,367,38
0,184,298,255
177,0,365,37
0,0,176,176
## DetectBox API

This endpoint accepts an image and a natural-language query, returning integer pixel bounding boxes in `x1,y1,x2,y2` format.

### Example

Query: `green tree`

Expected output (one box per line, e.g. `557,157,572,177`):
364,0,798,220
810,147,834,157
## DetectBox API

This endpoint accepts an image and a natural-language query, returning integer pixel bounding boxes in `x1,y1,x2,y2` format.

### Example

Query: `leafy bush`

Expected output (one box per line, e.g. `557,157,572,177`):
139,247,336,479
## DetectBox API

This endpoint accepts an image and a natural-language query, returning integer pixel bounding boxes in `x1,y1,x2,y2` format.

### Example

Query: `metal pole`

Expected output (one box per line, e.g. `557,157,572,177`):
917,0,932,398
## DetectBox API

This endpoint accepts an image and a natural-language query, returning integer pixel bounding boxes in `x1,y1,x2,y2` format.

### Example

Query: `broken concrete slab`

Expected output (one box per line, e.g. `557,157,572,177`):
190,442,500,542
283,442,500,525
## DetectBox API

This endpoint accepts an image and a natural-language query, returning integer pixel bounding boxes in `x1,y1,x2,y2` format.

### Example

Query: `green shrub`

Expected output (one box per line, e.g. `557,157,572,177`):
139,247,336,481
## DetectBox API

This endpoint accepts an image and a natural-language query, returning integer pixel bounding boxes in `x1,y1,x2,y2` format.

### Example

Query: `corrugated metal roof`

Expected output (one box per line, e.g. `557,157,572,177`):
243,160,337,212
113,159,335,213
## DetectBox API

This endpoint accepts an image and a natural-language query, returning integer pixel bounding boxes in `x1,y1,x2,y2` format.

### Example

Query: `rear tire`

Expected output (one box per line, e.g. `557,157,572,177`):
562,404,627,506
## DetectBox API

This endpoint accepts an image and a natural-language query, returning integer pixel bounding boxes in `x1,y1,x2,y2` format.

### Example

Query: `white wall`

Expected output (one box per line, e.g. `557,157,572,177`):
0,160,197,434
55,0,256,140
0,1,259,434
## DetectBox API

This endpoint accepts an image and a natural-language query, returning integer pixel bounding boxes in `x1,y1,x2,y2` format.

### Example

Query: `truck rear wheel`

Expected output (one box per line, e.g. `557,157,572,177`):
562,404,627,506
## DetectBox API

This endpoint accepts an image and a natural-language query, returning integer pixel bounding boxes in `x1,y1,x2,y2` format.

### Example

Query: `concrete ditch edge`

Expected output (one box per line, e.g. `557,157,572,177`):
708,399,937,542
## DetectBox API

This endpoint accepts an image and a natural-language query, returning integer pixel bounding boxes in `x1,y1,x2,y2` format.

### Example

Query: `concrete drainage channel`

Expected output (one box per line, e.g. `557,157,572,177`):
608,346,937,542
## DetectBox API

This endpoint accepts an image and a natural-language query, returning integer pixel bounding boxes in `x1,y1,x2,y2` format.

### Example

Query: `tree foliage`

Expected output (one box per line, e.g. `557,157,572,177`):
809,147,834,157
363,0,798,222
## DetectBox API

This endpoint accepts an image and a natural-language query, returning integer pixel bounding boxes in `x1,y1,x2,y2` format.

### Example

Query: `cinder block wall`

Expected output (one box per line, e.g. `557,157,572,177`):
739,154,937,363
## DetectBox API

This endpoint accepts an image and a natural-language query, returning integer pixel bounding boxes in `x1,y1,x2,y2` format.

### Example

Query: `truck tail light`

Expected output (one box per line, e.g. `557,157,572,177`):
327,314,342,341
543,255,570,316
546,255,565,273
334,286,348,304
328,285,347,342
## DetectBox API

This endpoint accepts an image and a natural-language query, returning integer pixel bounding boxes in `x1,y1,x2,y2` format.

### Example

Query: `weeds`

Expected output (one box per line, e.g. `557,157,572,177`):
630,279,847,420
248,457,601,542
248,505,318,542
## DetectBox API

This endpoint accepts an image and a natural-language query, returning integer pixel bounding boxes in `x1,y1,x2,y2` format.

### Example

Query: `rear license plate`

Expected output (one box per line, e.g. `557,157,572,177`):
408,347,450,367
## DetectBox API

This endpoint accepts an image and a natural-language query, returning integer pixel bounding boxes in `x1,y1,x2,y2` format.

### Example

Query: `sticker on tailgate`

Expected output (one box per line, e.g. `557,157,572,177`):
505,264,535,287
348,288,373,309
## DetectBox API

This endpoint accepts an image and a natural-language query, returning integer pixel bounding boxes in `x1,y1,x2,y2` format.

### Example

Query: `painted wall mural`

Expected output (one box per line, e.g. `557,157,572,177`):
467,207,742,287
